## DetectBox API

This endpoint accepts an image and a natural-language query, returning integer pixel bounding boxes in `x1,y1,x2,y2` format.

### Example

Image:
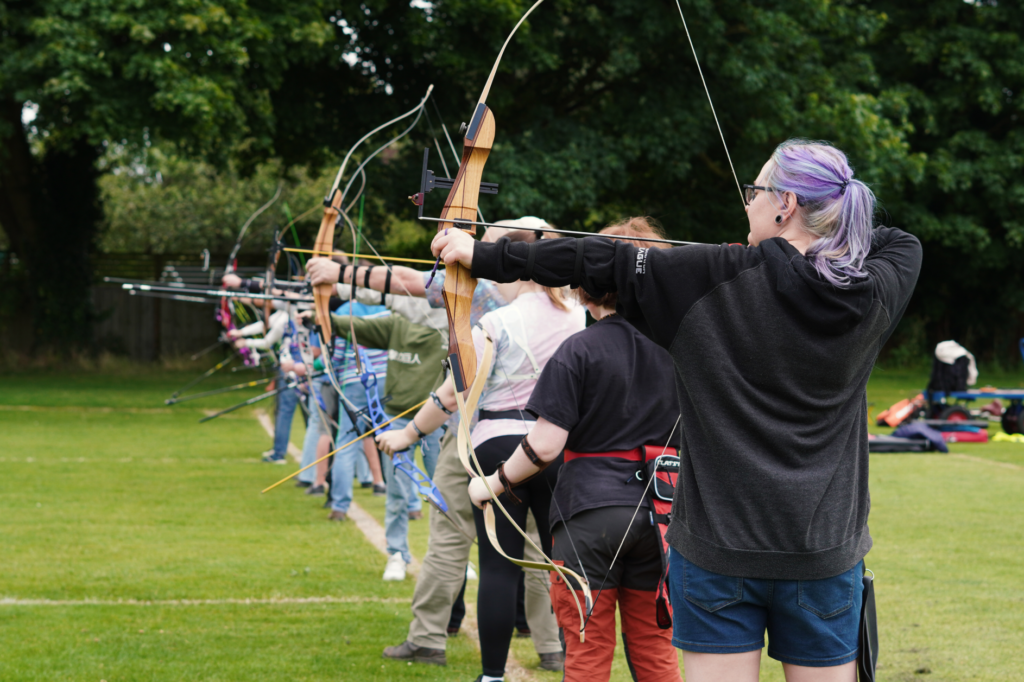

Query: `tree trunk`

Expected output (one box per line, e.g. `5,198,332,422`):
0,98,103,354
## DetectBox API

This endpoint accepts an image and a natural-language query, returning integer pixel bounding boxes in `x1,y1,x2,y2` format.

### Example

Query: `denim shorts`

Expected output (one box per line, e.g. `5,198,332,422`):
668,547,863,667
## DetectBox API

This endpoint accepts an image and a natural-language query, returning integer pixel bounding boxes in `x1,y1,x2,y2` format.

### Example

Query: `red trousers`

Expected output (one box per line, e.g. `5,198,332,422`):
550,579,681,682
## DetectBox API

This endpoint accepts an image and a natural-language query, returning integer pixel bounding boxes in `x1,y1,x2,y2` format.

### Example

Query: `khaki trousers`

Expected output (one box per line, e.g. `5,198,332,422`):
408,430,561,654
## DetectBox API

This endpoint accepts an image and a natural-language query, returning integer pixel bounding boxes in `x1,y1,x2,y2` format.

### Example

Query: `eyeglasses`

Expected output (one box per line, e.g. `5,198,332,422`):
742,184,774,206
742,184,807,207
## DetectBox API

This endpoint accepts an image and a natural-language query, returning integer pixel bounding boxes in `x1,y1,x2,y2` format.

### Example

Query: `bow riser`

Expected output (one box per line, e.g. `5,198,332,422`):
438,104,496,392
312,198,341,346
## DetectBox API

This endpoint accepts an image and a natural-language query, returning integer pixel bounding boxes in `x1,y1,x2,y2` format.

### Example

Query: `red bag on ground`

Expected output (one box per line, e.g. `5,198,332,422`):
941,430,988,444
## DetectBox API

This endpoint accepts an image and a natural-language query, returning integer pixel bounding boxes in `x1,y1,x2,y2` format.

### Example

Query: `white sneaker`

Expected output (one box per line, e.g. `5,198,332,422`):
383,552,407,581
466,563,478,581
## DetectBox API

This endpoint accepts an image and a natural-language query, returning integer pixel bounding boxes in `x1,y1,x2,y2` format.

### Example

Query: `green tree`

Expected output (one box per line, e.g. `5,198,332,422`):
870,0,1024,360
8,0,1021,362
329,0,1019,359
98,146,323,256
0,0,339,351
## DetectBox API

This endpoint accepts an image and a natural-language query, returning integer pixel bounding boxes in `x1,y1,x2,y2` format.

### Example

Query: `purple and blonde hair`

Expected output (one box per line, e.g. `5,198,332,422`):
762,140,874,288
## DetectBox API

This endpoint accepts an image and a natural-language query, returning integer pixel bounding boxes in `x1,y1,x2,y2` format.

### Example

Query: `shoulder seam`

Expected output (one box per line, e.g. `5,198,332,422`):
670,259,768,351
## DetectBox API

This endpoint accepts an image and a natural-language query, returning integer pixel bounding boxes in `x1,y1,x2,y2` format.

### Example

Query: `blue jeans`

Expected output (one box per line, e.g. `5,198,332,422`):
381,415,442,564
328,383,373,513
354,439,373,485
668,548,864,667
273,375,300,458
297,386,326,484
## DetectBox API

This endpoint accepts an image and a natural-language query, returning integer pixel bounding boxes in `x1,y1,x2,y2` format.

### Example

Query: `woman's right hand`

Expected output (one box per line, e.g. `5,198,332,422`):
221,274,243,289
307,257,341,285
375,426,416,456
468,476,494,510
431,229,476,269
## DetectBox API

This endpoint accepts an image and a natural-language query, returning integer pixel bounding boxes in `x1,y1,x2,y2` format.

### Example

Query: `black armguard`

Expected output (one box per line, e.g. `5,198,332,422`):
521,435,542,466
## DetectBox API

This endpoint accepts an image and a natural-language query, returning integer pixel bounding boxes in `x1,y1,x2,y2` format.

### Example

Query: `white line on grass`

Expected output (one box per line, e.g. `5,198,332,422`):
950,453,1023,470
0,404,174,414
0,596,411,607
253,410,534,678
253,411,421,576
255,410,303,464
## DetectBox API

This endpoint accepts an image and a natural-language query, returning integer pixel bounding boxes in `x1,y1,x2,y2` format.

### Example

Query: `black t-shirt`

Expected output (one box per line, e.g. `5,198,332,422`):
527,314,678,525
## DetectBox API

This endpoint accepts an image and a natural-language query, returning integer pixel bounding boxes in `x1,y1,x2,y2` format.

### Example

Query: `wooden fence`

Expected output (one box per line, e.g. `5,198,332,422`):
91,253,267,362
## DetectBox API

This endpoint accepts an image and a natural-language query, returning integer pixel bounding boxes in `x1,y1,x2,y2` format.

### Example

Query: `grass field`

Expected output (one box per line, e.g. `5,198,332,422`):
1,362,1022,681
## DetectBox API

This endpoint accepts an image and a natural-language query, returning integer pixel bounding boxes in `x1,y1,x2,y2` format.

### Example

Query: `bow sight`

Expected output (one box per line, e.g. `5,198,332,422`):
408,147,499,228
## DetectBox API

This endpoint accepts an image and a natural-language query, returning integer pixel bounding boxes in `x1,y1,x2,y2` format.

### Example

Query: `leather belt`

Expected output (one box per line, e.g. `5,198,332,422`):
478,409,535,421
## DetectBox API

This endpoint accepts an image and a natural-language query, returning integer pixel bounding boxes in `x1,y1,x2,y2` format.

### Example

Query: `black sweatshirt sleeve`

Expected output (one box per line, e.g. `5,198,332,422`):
864,227,923,347
472,237,763,349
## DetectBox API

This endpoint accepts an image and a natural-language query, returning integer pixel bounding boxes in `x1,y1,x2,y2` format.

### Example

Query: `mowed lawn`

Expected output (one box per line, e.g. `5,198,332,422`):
1,363,1022,681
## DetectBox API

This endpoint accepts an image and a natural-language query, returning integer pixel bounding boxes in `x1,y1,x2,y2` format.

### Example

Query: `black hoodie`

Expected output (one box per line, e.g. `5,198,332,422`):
472,228,922,580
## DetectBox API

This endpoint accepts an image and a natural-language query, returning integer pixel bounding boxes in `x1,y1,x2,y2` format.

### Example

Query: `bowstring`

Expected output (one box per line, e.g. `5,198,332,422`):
335,206,421,303
328,86,434,198
580,415,681,630
315,85,431,406
491,339,592,595
336,92,431,208
421,103,453,179
673,0,745,208
427,91,486,224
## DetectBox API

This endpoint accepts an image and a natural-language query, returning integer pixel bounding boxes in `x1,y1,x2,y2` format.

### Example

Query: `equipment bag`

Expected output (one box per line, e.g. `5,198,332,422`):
858,570,878,682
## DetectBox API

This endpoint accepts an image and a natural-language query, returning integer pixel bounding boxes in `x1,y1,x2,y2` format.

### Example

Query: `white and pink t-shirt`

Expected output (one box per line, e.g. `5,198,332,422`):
470,291,585,448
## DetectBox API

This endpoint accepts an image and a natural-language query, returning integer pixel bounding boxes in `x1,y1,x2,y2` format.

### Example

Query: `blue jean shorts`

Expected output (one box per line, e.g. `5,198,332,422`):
668,548,864,667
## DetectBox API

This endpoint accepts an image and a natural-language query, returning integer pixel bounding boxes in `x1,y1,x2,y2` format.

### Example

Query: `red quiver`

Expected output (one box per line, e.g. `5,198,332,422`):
642,445,680,630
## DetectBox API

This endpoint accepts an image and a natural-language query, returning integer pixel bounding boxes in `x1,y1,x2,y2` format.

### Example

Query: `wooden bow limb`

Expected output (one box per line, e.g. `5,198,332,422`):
455,334,494,476
434,0,596,641
312,87,435,398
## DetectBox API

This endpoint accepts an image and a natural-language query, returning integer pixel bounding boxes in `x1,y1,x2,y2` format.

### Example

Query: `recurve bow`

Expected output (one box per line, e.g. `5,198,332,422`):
436,0,593,642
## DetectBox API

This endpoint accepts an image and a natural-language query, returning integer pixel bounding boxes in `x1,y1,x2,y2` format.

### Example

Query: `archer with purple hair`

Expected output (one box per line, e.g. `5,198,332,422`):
746,139,875,288
433,137,923,682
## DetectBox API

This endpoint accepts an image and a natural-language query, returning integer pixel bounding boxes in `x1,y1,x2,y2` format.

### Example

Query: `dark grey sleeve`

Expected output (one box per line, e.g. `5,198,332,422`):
472,236,763,349
865,227,923,347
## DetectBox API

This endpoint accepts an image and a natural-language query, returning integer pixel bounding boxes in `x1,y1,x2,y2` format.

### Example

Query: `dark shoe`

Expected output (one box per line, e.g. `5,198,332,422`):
382,640,446,666
305,485,325,496
446,626,460,636
294,480,312,488
262,452,287,464
328,510,347,522
538,651,565,672
515,627,531,638
408,510,423,521
360,481,373,489
373,483,386,496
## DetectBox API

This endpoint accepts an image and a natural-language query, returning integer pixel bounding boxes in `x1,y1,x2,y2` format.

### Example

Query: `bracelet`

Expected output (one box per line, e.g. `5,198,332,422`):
430,391,453,416
410,419,428,439
497,462,522,505
521,435,542,465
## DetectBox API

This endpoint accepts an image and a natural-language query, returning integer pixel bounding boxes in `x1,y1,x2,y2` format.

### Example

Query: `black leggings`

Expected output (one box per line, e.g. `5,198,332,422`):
471,435,560,678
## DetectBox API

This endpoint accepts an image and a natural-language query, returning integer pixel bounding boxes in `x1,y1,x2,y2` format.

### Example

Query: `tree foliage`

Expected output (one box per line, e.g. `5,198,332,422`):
870,0,1024,358
2,0,1022,360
